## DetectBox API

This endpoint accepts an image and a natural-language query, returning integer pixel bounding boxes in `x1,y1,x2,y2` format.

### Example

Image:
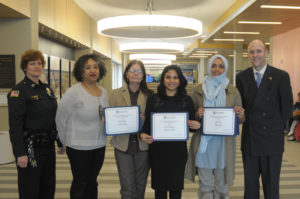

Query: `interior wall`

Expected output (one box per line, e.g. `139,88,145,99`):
111,39,122,64
91,20,112,58
0,16,38,131
273,27,300,102
0,0,30,17
0,19,31,82
39,36,75,60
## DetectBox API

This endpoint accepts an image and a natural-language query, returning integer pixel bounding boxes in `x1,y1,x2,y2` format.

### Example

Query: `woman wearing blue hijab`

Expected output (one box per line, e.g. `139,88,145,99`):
185,54,245,199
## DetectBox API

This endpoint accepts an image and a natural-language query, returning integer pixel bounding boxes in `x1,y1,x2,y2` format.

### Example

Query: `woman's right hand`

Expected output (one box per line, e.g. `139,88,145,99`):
196,107,205,119
57,147,66,154
140,133,153,144
17,155,28,168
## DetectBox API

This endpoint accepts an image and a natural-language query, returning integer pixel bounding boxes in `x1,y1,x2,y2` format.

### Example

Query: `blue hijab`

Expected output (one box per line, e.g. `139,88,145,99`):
200,54,229,153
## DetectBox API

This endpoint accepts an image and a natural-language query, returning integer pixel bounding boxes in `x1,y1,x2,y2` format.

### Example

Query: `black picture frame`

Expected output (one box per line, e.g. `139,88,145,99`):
0,55,15,88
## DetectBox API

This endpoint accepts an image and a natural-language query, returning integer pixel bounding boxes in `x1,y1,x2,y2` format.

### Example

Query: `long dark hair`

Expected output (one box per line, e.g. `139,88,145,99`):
123,60,153,96
157,65,187,98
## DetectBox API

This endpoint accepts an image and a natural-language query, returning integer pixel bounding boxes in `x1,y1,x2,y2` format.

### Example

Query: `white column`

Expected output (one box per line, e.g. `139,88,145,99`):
198,57,205,83
233,49,236,86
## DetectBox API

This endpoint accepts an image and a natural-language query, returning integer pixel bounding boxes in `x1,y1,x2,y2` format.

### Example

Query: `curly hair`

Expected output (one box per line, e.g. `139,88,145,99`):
157,65,187,98
73,54,106,82
123,60,153,96
20,49,45,73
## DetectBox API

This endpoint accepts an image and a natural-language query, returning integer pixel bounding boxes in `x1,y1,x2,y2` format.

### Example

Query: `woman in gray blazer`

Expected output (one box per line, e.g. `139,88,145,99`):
109,60,153,199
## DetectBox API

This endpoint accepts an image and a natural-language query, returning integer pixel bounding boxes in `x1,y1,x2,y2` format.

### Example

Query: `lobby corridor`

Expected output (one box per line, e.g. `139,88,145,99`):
0,136,300,199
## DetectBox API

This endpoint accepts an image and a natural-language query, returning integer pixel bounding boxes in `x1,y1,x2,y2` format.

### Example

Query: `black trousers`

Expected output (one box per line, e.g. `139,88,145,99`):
17,144,56,199
242,154,282,199
66,146,106,199
155,190,182,199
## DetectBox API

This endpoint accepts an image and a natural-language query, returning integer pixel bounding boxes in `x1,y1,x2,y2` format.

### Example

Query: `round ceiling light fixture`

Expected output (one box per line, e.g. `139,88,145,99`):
97,15,202,39
129,54,176,61
120,42,184,53
142,59,172,65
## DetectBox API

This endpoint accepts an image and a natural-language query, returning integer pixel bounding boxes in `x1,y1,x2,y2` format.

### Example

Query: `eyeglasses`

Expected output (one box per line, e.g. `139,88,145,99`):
129,69,143,74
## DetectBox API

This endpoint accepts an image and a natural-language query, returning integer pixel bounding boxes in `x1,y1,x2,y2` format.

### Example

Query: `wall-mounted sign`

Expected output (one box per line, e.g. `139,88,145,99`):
0,55,15,88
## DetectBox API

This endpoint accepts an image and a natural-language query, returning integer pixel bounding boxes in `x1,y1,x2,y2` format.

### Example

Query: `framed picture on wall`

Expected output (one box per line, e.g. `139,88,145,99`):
182,69,194,83
0,55,15,88
61,58,70,97
70,60,77,86
40,53,49,84
49,55,60,100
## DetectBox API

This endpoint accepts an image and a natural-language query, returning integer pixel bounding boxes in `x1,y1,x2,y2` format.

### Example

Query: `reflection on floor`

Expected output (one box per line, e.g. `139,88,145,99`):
1,137,300,199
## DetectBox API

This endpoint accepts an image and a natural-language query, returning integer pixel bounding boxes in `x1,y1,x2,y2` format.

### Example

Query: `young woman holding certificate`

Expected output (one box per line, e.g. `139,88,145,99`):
109,60,153,199
140,65,200,199
56,54,109,199
185,55,245,199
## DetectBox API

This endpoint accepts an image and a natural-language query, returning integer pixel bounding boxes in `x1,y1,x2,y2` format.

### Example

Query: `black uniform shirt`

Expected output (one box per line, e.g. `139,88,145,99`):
7,76,57,158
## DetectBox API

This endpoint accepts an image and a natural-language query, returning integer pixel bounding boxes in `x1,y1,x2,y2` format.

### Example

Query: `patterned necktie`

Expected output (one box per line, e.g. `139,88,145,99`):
256,72,262,87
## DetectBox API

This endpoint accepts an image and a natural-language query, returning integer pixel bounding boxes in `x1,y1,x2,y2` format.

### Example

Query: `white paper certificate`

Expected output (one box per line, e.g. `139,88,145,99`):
151,112,188,141
203,108,235,136
104,106,140,135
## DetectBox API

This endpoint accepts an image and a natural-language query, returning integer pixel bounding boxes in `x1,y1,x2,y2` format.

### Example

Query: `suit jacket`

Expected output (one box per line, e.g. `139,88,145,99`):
236,65,293,156
109,85,149,152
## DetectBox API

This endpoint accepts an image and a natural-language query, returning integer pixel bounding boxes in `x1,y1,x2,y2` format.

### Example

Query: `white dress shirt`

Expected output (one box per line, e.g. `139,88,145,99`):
253,64,267,81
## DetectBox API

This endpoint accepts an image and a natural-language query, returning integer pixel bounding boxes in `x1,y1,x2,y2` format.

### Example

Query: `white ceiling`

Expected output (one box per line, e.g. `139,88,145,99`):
73,0,237,51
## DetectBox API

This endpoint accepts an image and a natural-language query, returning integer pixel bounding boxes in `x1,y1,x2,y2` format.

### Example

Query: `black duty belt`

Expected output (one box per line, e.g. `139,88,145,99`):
24,130,57,168
24,130,57,143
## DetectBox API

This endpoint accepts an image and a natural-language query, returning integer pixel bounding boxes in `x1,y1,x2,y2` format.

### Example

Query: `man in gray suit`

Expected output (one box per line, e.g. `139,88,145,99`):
236,39,293,199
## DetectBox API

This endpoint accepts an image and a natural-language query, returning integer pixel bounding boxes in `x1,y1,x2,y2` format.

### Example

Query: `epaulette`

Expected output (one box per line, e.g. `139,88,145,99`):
12,80,26,89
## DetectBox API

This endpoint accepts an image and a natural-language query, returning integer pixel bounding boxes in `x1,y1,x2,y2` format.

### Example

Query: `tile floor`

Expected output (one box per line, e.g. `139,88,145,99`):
0,135,300,199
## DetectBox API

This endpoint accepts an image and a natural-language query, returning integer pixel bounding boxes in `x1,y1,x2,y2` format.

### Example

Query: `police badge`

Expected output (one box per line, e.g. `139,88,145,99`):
46,87,52,96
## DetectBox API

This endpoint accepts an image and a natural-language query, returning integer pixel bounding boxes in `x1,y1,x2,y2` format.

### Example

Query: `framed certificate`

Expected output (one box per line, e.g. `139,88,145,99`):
104,106,141,136
203,107,239,136
151,112,189,141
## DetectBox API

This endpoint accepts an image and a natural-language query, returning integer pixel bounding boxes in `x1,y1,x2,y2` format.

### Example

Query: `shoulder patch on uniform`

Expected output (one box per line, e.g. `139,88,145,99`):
10,90,20,97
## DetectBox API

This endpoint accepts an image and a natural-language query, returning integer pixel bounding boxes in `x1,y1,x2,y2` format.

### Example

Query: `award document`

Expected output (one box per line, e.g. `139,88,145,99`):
203,108,237,136
104,106,140,136
151,112,189,141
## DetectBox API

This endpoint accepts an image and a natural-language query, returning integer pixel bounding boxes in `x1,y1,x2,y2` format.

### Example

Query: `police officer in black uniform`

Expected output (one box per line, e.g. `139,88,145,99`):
7,49,63,199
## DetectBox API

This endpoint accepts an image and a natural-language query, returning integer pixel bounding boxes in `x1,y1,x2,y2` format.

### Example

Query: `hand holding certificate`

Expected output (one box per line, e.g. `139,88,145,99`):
104,106,140,136
151,112,189,141
203,108,239,136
